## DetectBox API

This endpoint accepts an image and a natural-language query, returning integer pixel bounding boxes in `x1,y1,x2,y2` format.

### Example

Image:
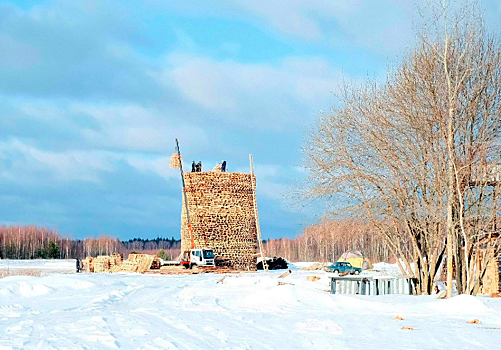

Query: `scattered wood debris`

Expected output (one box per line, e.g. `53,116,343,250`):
395,316,405,320
146,266,247,275
467,319,480,324
278,282,294,286
401,327,415,330
433,290,447,299
301,263,325,271
307,276,321,282
278,270,291,279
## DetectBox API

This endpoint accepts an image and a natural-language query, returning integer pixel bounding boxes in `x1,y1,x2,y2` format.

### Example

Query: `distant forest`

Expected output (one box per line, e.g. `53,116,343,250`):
1,221,390,263
0,226,181,260
262,219,391,263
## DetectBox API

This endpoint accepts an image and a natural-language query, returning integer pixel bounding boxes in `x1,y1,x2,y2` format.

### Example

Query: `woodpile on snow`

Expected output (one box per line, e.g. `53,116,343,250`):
300,263,327,271
82,253,159,273
180,172,258,270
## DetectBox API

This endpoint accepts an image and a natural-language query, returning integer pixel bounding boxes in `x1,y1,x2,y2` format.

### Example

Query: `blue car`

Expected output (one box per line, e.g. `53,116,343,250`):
325,262,362,275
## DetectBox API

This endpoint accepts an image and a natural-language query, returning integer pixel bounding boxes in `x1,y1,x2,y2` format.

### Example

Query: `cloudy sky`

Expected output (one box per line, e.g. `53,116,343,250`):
1,0,500,240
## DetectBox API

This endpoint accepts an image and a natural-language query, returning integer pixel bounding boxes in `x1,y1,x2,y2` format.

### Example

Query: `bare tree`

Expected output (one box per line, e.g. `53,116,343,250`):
304,0,501,295
263,219,391,263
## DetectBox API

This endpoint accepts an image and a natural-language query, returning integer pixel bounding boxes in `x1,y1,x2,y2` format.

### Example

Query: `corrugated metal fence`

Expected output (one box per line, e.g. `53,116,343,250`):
329,275,414,295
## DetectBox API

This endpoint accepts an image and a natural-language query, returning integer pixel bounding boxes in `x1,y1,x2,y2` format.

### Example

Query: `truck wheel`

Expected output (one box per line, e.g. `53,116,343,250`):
334,270,339,274
354,270,360,275
189,263,193,269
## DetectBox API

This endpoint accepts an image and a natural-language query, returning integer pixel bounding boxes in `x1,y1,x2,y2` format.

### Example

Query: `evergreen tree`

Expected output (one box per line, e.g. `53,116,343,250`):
157,249,168,260
47,241,60,259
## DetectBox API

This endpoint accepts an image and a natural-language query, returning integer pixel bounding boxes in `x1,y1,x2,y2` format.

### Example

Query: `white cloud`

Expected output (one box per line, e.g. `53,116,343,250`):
164,53,343,128
125,155,178,180
234,163,286,201
70,103,209,153
220,0,416,53
0,137,182,185
0,139,114,183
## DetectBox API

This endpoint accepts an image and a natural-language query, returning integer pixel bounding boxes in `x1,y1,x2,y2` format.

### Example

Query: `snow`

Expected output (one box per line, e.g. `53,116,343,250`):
0,263,500,349
289,261,318,269
372,262,405,275
0,259,76,272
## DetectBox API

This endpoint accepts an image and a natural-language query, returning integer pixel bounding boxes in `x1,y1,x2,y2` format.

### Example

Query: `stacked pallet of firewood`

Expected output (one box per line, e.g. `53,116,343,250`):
180,172,258,270
83,253,158,273
109,253,124,272
82,257,94,272
110,253,123,266
93,256,112,273
119,254,158,273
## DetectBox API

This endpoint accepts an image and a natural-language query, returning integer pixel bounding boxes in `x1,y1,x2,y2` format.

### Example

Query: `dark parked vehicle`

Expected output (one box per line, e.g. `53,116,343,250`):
325,262,362,275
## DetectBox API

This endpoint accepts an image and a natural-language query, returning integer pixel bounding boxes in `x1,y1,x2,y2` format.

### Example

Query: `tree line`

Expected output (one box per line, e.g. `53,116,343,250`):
263,220,391,263
0,225,181,260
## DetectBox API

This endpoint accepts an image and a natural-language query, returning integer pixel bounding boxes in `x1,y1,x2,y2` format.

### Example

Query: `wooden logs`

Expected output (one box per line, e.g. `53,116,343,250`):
170,153,182,169
307,276,321,282
180,172,258,270
110,253,123,269
83,253,156,273
278,270,292,279
82,257,94,272
119,254,156,273
93,256,111,273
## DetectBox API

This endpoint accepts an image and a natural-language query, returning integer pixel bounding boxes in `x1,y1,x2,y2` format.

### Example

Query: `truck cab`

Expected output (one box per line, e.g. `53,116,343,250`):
187,249,215,268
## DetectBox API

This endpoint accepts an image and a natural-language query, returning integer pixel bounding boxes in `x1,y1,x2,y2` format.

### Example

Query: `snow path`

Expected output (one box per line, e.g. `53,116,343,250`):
0,269,500,349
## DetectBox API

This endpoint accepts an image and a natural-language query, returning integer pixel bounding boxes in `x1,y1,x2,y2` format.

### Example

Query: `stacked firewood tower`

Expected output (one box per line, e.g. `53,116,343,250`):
172,140,266,271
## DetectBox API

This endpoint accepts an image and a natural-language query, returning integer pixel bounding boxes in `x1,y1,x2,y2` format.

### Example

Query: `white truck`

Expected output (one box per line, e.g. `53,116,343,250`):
180,249,215,269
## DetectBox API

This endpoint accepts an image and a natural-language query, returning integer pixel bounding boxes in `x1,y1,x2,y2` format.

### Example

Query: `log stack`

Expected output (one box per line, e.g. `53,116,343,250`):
93,256,112,273
109,253,124,272
83,253,157,273
82,257,94,272
119,253,157,273
180,172,258,270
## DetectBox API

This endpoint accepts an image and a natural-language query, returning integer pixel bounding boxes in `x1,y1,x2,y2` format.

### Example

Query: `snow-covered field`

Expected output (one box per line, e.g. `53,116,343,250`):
1,264,500,349
0,259,76,273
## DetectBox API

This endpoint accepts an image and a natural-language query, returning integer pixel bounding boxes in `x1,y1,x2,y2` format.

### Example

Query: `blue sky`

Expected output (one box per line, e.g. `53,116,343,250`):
1,0,500,240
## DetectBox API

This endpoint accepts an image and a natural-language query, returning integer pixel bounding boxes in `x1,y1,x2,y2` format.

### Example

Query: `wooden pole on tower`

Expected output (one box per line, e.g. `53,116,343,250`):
175,138,195,250
249,154,268,271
